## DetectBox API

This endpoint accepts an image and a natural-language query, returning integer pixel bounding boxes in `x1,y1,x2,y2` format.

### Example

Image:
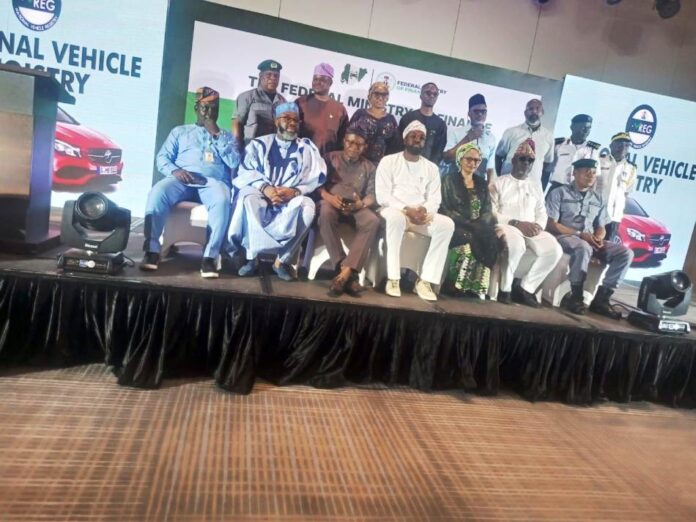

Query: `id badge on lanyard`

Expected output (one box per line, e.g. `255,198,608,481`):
204,133,215,163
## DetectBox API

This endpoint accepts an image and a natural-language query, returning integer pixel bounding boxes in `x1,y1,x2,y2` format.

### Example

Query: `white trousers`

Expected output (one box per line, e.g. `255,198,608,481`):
498,224,563,293
380,207,454,285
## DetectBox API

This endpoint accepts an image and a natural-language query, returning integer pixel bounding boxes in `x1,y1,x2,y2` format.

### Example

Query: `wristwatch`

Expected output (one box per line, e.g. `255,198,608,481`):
509,219,519,226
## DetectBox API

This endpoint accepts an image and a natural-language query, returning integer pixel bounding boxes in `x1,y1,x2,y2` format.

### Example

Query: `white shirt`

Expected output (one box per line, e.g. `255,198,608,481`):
490,174,548,229
495,122,554,185
446,123,497,177
376,153,441,215
550,138,602,185
597,155,637,222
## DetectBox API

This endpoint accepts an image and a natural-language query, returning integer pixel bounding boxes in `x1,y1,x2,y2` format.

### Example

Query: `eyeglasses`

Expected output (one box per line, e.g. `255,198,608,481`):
461,157,482,164
344,138,365,148
517,156,535,163
422,90,439,96
371,91,389,98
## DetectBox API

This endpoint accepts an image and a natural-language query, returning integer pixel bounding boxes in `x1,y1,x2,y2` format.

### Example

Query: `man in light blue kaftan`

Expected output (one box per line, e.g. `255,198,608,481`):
140,87,240,278
228,102,326,280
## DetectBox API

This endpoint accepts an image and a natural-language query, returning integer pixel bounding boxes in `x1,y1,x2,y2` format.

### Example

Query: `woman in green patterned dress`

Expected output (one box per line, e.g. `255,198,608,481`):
439,142,500,298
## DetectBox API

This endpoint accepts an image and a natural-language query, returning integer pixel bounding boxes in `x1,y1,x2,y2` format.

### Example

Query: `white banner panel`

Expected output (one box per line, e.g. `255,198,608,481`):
187,22,541,144
555,75,696,281
0,0,168,215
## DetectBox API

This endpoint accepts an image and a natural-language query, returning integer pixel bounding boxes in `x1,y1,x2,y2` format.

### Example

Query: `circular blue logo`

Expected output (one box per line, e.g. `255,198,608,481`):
13,0,61,32
626,104,657,149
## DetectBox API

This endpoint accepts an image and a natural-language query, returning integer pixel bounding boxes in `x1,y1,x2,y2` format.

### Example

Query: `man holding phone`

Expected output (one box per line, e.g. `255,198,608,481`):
443,94,497,184
317,127,380,297
141,86,240,278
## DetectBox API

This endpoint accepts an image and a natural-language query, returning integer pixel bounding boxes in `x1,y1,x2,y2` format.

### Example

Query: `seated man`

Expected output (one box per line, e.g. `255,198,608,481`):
229,102,326,280
376,121,455,301
490,139,563,306
318,127,380,297
546,158,634,318
141,87,239,278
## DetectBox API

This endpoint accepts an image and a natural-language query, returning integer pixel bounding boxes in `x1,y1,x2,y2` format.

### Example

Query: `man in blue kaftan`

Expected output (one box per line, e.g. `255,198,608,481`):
228,102,326,280
141,86,240,278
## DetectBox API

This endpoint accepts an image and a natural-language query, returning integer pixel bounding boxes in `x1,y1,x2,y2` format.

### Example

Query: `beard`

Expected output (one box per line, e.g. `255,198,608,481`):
277,123,297,141
405,144,424,156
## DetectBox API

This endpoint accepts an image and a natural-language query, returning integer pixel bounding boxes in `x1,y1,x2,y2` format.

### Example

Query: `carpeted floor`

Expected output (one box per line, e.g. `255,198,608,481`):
0,365,695,521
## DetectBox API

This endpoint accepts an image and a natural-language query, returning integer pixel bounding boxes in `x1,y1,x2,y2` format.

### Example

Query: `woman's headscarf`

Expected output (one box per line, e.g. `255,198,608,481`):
455,142,481,169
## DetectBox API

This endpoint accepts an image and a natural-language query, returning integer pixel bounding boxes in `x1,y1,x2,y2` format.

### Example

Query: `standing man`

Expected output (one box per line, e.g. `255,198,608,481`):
547,114,601,192
296,62,349,156
229,102,326,281
398,82,447,165
490,139,563,306
141,87,239,278
443,94,497,183
376,121,455,301
596,132,637,242
546,158,633,318
317,128,380,297
232,59,286,150
495,99,554,188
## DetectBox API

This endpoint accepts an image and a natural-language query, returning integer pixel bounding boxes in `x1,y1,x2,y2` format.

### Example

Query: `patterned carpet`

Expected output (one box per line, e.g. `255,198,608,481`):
0,365,695,521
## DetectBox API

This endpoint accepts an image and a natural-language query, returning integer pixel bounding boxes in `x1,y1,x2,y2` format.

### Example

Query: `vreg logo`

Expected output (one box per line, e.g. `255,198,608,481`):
13,0,61,32
626,104,657,149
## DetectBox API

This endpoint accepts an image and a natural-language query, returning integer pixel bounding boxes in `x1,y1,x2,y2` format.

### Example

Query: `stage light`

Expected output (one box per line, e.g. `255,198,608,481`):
534,0,551,5
628,271,692,334
606,0,622,5
655,0,680,19
57,192,131,274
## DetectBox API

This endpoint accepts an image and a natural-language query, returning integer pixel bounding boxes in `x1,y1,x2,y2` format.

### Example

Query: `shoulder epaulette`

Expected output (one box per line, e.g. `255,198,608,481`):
554,137,565,145
586,140,600,149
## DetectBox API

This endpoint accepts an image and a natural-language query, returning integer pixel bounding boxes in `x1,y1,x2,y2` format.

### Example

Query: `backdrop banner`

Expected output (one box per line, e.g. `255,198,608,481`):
0,0,168,215
555,75,696,281
187,22,540,147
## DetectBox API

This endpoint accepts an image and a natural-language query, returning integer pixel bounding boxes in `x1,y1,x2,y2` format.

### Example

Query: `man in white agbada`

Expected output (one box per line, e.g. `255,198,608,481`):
228,102,326,280
490,139,563,306
376,120,454,301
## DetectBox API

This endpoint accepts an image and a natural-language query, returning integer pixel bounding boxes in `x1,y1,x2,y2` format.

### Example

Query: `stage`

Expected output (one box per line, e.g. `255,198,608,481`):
1,229,695,409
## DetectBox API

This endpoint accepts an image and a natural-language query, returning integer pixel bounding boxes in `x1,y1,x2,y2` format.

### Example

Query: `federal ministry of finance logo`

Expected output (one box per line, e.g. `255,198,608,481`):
374,71,396,90
340,64,368,85
626,104,657,149
13,0,61,32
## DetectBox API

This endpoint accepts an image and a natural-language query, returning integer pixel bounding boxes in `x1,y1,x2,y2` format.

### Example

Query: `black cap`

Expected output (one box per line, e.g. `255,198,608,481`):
571,114,592,124
572,158,598,169
258,59,282,72
469,93,486,108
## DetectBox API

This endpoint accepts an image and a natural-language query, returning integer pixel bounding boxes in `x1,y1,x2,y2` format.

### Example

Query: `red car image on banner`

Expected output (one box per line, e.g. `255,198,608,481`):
618,197,671,265
53,107,124,187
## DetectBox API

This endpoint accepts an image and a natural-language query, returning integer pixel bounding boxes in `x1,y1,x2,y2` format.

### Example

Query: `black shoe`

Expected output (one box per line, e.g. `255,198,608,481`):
343,273,363,298
589,286,622,320
512,285,540,308
497,290,512,304
200,257,219,279
561,293,587,315
140,252,160,271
